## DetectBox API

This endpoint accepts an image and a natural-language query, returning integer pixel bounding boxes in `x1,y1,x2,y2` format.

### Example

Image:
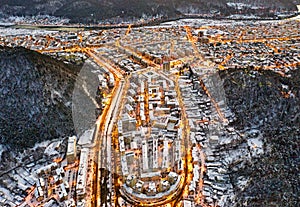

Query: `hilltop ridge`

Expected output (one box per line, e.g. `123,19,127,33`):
1,0,299,23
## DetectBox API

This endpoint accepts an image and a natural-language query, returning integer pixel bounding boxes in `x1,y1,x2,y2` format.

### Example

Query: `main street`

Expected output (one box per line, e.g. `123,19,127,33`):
86,49,126,207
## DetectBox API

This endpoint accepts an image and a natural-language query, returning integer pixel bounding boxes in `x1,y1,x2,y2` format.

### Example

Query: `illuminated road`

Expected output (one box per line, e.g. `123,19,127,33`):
86,49,125,207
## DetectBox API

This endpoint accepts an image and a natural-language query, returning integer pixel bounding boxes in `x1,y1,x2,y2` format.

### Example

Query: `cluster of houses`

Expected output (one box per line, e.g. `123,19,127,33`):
118,70,185,202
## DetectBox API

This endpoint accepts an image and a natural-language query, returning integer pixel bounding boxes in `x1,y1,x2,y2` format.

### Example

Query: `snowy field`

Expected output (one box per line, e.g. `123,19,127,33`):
159,17,286,28
0,28,58,37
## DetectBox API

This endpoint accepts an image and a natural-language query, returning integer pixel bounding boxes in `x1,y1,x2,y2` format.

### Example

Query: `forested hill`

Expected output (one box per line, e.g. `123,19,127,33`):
0,0,299,23
0,46,78,149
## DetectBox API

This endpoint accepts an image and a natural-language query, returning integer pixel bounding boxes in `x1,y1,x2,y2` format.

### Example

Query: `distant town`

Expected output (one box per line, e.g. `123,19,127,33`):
0,5,299,207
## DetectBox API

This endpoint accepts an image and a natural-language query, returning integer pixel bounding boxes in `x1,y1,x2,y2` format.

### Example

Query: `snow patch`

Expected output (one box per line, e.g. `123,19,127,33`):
227,2,253,10
236,176,250,191
247,137,264,156
228,14,260,19
0,28,57,37
32,140,51,150
0,144,5,160
44,140,62,156
78,128,94,146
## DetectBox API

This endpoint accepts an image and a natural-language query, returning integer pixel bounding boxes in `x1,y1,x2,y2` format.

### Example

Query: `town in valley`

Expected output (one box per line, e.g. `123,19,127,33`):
0,4,299,207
